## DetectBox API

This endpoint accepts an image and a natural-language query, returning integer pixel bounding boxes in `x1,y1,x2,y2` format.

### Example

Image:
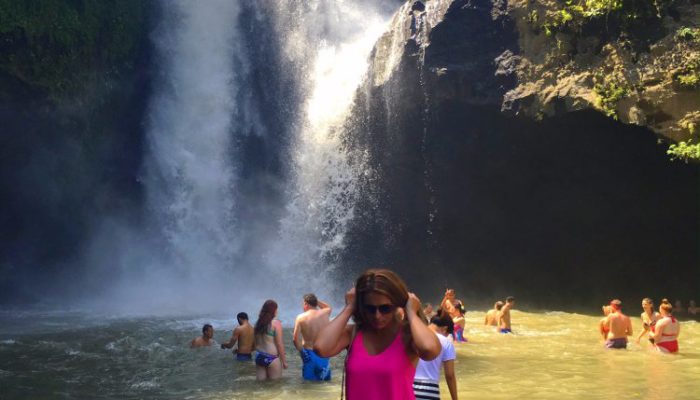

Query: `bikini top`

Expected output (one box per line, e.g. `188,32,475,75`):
661,316,677,336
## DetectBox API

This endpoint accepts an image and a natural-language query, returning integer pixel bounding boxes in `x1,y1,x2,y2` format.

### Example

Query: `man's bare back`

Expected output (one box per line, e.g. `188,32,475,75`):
294,303,331,350
221,314,255,355
606,312,633,340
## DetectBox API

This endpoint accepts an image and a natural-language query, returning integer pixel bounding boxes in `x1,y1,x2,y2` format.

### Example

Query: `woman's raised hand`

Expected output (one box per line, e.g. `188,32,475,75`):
345,287,356,310
406,292,421,315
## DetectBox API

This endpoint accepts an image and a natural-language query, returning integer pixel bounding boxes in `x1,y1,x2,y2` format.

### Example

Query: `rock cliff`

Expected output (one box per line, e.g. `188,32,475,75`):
369,0,700,158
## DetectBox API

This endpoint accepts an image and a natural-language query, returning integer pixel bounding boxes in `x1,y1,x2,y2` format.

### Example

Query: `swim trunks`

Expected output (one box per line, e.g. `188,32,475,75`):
236,352,252,361
605,337,627,349
255,351,278,367
300,348,331,381
499,328,512,334
656,340,678,353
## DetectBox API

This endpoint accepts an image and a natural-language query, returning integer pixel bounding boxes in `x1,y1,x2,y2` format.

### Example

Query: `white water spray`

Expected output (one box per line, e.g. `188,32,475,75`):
140,1,241,307
264,1,392,300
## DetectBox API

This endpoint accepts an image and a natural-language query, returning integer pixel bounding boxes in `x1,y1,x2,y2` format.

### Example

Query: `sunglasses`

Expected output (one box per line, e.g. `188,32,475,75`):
364,304,396,315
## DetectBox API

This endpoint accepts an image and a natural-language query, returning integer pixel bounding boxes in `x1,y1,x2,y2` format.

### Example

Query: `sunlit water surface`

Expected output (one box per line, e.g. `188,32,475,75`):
1,310,698,399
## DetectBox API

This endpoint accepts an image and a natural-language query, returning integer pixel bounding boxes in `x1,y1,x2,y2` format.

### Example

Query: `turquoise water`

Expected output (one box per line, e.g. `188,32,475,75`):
1,310,698,399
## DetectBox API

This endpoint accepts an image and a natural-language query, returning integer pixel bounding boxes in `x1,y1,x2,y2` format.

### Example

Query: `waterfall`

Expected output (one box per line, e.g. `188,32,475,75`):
84,1,395,315
261,0,393,301
145,0,240,276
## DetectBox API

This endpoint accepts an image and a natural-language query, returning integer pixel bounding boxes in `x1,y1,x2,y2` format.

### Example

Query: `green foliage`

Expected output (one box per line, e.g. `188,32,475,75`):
537,0,672,40
676,27,700,42
672,56,700,90
594,80,629,119
676,73,699,88
0,0,148,96
667,141,700,162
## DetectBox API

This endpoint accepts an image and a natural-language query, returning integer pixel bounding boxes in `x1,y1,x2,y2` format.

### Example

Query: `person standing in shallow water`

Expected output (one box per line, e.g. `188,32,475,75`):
603,299,633,349
221,312,255,361
498,297,515,334
413,314,458,400
190,324,215,348
651,299,680,353
485,301,504,327
254,300,287,380
293,293,332,381
636,298,660,345
314,269,441,400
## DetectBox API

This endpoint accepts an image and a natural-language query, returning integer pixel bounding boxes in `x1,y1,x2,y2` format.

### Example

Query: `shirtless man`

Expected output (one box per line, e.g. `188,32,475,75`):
190,324,215,348
221,312,255,361
484,301,504,326
293,293,332,381
498,297,515,333
603,299,633,349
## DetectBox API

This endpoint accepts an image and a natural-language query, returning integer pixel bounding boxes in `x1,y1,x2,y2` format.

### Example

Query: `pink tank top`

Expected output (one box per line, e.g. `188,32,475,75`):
346,330,416,400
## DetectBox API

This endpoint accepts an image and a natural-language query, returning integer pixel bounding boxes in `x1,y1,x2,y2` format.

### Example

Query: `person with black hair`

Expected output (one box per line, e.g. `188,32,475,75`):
190,324,215,348
498,297,516,334
221,312,255,361
413,314,458,400
293,293,332,381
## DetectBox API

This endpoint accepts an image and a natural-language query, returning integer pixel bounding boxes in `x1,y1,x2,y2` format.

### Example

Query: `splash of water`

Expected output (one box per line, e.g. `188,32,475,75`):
87,0,394,317
264,1,391,300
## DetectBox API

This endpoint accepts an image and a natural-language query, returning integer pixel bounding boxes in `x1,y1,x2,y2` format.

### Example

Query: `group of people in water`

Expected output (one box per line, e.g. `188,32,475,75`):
189,268,687,400
189,269,519,400
598,297,684,353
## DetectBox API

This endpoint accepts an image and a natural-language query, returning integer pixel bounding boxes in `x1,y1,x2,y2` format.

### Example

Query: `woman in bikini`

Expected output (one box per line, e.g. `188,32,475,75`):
254,299,287,380
651,299,681,354
452,301,467,342
314,269,441,400
636,297,660,344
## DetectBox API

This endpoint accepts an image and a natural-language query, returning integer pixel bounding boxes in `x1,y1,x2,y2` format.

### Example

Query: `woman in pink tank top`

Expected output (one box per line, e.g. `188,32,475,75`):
314,269,441,400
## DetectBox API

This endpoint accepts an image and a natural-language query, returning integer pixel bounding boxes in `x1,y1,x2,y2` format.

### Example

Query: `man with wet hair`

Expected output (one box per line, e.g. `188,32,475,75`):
293,293,332,380
484,301,504,326
221,312,255,360
190,324,215,348
498,297,515,333
413,314,458,400
603,299,633,349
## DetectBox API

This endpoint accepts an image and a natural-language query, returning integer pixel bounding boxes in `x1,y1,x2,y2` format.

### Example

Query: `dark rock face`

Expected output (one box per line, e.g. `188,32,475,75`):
0,40,152,305
340,0,700,308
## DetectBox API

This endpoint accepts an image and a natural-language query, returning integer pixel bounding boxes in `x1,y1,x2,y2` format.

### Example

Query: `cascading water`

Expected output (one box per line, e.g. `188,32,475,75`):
91,0,396,316
263,1,392,300
144,1,240,281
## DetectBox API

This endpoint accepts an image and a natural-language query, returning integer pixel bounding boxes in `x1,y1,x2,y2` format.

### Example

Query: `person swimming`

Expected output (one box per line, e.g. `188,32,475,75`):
190,324,215,348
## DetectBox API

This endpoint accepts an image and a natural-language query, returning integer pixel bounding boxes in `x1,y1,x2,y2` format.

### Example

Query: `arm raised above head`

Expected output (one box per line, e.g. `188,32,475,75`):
407,293,441,361
317,299,331,310
314,289,355,358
